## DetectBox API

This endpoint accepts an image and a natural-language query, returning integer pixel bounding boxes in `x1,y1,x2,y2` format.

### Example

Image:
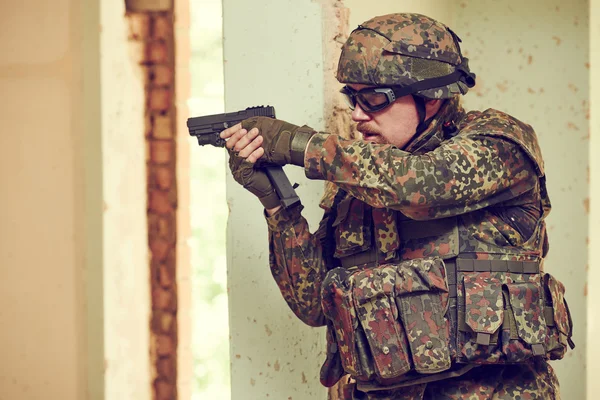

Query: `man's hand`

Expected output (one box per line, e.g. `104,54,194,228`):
235,117,315,167
220,123,282,215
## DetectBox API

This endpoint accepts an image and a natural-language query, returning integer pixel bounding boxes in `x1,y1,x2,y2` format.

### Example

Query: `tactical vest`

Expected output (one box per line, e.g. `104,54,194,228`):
317,110,575,391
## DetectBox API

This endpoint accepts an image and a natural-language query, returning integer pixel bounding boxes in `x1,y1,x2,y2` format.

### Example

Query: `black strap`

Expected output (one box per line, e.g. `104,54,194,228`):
322,189,347,270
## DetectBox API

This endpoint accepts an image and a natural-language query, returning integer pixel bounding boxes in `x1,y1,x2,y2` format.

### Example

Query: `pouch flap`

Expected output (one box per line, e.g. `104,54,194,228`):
463,273,503,335
505,282,546,345
352,266,396,306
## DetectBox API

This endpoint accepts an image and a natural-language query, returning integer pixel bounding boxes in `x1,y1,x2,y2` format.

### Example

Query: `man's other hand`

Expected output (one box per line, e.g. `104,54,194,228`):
220,123,282,215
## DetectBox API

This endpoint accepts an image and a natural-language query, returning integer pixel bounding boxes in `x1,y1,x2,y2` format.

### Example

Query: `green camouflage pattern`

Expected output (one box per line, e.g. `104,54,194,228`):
337,13,470,99
506,282,545,346
458,272,547,364
463,273,504,337
349,359,560,399
263,99,567,394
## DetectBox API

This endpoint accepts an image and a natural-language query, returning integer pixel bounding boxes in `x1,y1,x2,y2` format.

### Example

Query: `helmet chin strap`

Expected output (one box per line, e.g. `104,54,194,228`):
413,95,430,134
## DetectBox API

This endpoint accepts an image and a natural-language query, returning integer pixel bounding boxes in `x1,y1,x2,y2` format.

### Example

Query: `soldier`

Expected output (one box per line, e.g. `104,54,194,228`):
220,13,574,399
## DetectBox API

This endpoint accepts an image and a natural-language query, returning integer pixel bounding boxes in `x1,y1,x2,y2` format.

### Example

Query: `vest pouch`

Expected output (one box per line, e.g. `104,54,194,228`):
321,267,368,379
394,258,452,374
501,281,547,362
458,272,504,363
543,273,575,359
352,265,412,383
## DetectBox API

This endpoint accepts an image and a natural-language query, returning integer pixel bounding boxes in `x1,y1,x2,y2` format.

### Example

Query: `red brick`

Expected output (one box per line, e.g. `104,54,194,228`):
157,357,176,380
155,380,174,400
144,111,153,137
153,114,173,139
152,288,173,310
150,238,170,262
148,41,169,64
151,311,174,334
157,334,174,356
127,13,151,40
150,140,173,164
159,312,174,333
153,65,173,86
153,15,172,40
149,190,173,214
154,166,173,190
159,265,173,287
158,217,172,238
149,88,172,112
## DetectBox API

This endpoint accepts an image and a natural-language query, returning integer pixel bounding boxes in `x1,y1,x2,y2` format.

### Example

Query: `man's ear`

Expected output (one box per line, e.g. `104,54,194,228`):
425,99,444,119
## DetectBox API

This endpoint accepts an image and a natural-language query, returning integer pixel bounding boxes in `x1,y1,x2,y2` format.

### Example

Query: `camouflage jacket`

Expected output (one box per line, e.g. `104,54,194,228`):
264,99,572,387
266,98,548,326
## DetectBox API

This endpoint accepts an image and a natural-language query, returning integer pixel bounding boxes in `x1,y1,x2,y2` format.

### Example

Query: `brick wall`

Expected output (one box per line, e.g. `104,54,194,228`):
128,9,178,400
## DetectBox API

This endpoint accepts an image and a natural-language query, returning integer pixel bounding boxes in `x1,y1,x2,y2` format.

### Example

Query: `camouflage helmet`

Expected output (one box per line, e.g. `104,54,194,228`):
337,13,476,99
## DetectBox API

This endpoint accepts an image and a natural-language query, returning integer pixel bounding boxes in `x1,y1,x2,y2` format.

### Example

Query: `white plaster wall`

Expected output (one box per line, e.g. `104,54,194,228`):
223,0,328,398
588,0,599,397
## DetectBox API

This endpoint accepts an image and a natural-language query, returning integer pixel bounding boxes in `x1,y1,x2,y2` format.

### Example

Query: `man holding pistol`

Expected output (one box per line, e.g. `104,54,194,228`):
220,13,574,399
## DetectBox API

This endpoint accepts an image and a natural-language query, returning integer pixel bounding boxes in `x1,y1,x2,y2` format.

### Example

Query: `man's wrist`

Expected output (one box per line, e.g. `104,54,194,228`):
290,126,315,166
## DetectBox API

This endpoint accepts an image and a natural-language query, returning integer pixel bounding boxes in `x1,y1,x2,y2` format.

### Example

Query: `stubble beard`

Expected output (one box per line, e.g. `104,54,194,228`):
357,122,387,144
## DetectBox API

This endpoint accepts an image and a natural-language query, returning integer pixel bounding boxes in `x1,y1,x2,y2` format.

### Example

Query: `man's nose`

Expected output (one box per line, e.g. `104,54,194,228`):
351,104,371,121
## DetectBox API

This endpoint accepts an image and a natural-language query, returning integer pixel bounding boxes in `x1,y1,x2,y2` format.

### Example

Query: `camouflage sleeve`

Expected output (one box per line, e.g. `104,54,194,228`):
304,133,538,220
265,204,327,327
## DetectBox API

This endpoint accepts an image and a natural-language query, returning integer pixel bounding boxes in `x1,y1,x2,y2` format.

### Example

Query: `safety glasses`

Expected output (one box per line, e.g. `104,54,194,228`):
340,85,415,113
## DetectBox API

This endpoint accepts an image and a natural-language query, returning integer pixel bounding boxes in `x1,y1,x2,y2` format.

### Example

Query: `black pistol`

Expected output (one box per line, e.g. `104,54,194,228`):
187,106,301,209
